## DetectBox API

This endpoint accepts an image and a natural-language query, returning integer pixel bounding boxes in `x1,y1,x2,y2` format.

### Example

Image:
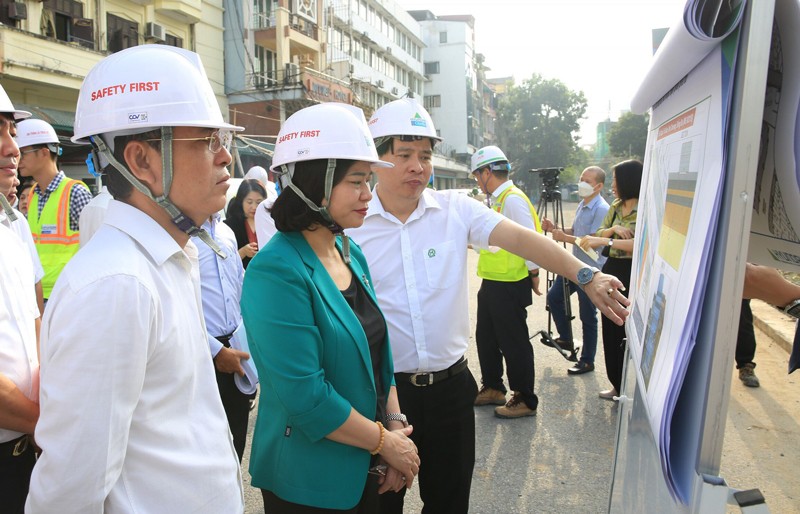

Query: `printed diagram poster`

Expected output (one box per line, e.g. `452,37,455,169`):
626,43,732,501
748,0,800,271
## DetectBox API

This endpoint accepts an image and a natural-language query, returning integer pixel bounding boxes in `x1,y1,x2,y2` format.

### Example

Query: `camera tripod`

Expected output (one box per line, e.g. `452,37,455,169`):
531,184,579,362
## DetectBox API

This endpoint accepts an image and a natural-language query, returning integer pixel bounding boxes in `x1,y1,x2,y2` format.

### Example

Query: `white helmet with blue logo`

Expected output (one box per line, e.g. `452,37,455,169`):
368,98,441,143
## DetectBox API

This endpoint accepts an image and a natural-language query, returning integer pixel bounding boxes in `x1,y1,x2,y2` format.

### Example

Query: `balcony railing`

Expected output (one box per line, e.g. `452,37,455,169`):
289,14,318,40
253,13,276,29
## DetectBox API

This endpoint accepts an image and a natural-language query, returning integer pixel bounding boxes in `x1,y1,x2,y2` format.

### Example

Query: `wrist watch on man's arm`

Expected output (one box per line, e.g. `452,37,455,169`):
576,266,600,288
782,298,800,319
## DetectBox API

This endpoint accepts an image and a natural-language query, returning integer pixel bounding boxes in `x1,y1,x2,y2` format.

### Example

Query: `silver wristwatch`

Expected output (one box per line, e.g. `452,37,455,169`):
783,298,800,319
384,413,409,427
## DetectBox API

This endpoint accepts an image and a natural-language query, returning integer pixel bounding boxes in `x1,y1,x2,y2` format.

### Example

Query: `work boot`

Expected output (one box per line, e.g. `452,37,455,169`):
475,386,506,406
738,363,760,388
495,393,536,418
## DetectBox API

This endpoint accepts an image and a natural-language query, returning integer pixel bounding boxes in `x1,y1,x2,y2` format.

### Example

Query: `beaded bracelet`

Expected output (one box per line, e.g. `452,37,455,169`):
370,421,385,455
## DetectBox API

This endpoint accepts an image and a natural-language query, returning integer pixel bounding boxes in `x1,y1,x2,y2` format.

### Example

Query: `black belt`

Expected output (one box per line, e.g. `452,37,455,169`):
396,358,468,387
215,333,234,348
0,436,29,460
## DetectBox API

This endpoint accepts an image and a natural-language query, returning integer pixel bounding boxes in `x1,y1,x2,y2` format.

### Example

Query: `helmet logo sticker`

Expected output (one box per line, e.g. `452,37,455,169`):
427,248,436,258
296,148,310,156
128,112,149,123
411,113,427,128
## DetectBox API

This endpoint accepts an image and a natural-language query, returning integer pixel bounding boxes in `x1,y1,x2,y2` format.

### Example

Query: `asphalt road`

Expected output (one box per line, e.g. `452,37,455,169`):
239,209,799,513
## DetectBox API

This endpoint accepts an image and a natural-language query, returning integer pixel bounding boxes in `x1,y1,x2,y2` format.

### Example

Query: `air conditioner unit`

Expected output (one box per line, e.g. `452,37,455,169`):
8,2,27,20
284,62,300,83
375,80,384,88
145,22,166,42
362,30,369,39
391,87,399,95
385,46,392,54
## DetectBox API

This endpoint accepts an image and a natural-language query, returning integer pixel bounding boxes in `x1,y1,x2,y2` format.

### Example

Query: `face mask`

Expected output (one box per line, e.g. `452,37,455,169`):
577,181,595,198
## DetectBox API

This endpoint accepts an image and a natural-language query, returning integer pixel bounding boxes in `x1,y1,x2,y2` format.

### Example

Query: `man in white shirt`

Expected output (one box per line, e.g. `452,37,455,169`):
348,99,629,514
78,185,113,247
27,45,245,513
0,84,40,514
471,146,543,419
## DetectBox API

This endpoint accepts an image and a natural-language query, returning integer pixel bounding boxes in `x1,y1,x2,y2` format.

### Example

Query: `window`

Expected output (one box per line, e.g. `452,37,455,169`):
254,45,277,87
42,0,95,49
107,13,139,53
439,31,447,43
424,62,440,75
424,95,441,109
165,34,183,48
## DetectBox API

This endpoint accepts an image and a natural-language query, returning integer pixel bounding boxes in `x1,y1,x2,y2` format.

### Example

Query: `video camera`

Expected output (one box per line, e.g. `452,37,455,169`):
529,167,564,193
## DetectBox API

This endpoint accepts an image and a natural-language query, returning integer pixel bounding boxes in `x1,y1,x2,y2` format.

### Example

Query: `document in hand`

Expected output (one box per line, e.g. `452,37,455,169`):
230,322,259,395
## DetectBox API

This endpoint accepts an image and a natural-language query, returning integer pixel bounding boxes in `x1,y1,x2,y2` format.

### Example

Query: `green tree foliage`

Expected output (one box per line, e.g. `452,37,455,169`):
607,112,649,160
495,74,587,201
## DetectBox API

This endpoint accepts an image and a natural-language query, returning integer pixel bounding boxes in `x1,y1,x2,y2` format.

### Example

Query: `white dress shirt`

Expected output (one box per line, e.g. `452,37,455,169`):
0,224,39,444
490,180,539,271
0,207,44,283
348,188,504,373
254,196,277,248
194,214,244,357
28,200,243,514
78,186,112,247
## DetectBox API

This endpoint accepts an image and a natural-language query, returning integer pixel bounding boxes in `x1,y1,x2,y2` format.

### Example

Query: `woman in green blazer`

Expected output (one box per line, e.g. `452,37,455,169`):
241,104,420,513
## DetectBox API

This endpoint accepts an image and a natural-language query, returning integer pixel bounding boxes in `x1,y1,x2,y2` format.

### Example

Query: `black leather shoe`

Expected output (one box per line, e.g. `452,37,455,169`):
567,361,595,375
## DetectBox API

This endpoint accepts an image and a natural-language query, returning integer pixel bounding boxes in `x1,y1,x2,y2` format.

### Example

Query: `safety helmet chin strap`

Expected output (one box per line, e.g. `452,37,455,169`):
277,159,351,264
90,127,226,258
0,193,18,221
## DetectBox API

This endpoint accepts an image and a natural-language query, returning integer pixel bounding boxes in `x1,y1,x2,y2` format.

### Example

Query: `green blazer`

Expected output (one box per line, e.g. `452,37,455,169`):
241,231,394,510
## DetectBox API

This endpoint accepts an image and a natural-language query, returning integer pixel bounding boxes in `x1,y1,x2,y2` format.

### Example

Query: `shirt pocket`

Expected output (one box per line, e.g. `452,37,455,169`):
423,239,459,290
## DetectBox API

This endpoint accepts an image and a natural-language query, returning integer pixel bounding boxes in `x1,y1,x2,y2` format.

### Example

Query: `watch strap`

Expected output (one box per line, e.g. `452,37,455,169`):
384,413,408,427
783,298,800,319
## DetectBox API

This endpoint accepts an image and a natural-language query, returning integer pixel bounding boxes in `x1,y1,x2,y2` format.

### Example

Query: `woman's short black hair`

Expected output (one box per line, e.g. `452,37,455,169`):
226,179,268,226
613,159,643,202
271,159,356,233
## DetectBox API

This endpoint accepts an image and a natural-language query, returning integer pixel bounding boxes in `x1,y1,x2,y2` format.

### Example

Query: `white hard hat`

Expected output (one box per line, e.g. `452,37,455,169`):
471,145,509,173
16,119,59,148
270,103,392,171
72,44,243,144
244,165,268,185
368,98,441,142
0,85,30,121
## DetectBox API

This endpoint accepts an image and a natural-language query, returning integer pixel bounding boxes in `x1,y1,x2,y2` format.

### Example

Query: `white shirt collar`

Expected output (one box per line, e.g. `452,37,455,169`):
491,179,515,199
102,200,187,266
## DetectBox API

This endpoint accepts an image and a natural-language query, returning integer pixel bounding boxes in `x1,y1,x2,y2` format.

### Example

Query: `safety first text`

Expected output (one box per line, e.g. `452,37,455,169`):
277,130,321,144
91,82,161,101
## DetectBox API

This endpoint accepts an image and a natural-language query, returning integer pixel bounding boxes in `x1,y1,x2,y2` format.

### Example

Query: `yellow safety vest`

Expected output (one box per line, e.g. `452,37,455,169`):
29,178,84,298
477,185,542,282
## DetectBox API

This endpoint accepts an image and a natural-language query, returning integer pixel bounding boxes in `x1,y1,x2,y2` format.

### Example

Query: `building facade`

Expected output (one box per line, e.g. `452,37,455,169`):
0,0,229,183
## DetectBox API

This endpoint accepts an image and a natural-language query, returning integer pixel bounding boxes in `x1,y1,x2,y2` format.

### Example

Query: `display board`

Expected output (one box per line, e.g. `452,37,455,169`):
609,0,776,510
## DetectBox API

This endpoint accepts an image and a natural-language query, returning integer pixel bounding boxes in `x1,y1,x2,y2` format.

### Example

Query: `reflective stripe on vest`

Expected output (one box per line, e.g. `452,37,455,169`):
477,186,542,282
29,178,83,298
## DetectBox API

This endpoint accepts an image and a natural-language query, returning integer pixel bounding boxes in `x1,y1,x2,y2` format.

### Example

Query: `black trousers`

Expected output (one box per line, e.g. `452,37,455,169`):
601,257,632,393
215,369,251,462
0,436,36,514
380,366,478,514
736,299,757,368
475,277,538,409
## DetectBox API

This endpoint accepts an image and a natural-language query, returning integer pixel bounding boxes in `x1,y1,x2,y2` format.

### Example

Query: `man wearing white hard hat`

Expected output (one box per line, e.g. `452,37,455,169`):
470,145,544,419
0,83,41,514
16,118,92,303
27,45,245,513
348,98,630,513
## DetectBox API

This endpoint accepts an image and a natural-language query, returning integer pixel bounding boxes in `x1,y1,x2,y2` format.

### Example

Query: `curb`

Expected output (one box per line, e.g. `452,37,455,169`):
750,299,795,355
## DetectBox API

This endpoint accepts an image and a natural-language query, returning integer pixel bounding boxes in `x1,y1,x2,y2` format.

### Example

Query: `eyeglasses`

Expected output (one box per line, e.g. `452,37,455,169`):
145,129,233,154
19,148,42,157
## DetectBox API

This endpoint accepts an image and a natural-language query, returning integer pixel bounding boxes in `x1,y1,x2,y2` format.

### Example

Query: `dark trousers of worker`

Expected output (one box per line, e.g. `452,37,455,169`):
0,436,36,514
380,366,478,514
601,257,632,393
546,275,600,364
736,299,757,369
215,369,251,462
261,474,379,513
475,277,538,410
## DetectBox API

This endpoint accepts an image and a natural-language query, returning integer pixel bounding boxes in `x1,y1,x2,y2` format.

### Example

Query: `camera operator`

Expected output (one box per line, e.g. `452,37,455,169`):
540,166,609,375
